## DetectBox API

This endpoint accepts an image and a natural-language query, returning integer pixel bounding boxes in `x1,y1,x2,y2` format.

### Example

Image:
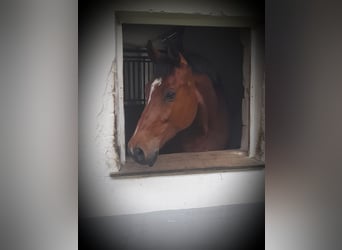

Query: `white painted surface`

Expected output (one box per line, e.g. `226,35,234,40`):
249,27,265,158
79,1,264,218
81,170,264,217
115,21,127,166
112,0,255,17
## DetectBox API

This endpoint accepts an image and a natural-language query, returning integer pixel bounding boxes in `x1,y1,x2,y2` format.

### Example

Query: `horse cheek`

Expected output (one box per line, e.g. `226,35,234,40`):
186,94,198,126
172,88,197,129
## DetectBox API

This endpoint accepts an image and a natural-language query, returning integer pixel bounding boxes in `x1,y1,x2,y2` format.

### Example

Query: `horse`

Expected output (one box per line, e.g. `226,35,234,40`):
127,41,230,166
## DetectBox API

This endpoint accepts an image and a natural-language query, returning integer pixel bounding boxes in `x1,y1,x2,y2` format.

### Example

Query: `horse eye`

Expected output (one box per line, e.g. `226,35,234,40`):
164,91,176,101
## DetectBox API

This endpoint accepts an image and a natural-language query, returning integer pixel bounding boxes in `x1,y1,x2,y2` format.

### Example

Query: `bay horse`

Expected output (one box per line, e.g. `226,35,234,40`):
127,41,229,166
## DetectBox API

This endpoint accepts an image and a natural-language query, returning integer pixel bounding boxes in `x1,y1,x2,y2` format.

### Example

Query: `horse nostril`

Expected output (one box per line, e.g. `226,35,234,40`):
133,147,145,162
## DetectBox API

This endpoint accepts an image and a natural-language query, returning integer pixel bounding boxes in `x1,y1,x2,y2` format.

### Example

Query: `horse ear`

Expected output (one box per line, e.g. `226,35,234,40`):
178,53,188,66
146,40,160,62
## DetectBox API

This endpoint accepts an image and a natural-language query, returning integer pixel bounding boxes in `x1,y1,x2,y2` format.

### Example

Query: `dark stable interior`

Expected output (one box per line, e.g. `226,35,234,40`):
122,24,246,155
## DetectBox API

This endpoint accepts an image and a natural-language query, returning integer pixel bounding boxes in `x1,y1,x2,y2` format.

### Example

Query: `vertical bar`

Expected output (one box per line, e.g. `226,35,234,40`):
143,58,145,104
140,60,144,103
137,60,141,104
130,61,134,102
133,61,136,102
136,60,139,102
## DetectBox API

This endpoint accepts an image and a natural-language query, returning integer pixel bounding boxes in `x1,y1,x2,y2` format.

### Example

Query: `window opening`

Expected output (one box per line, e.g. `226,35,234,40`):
123,24,245,158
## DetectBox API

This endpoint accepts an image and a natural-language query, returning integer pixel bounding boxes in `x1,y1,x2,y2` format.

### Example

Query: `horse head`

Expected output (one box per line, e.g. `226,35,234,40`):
127,41,200,166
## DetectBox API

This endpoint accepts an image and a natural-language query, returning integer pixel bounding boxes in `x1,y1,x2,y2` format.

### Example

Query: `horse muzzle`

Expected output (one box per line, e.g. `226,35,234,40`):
129,146,159,167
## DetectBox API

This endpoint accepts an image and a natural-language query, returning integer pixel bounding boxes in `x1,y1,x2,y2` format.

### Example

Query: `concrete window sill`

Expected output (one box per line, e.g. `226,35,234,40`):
110,150,264,178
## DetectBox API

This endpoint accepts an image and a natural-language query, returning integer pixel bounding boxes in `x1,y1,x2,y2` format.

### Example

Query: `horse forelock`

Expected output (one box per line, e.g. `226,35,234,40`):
154,56,180,79
147,77,162,104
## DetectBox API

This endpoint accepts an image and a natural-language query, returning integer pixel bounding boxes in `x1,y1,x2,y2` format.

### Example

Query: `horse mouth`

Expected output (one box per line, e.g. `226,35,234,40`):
130,150,159,167
146,152,158,167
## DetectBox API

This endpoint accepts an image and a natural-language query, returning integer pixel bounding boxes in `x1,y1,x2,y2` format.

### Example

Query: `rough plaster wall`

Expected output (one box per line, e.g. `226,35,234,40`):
95,61,119,171
79,9,117,178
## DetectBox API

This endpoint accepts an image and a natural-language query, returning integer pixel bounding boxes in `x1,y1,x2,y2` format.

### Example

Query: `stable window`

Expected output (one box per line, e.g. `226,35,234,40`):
111,11,264,177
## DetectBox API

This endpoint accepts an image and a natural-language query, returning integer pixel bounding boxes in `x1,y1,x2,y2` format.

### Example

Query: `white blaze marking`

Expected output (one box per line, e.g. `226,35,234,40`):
132,78,162,138
148,78,162,104
132,124,139,137
132,78,162,137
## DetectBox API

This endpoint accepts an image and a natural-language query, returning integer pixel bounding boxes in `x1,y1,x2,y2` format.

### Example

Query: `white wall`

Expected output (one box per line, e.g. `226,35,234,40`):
79,0,264,218
112,0,255,16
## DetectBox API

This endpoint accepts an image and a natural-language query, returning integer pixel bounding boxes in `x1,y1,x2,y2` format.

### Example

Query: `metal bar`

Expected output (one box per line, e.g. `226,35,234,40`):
137,61,141,103
123,50,154,104
142,59,145,103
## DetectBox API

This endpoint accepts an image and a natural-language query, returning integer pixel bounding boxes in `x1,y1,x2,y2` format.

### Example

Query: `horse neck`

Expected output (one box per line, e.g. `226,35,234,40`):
192,74,220,132
171,74,225,152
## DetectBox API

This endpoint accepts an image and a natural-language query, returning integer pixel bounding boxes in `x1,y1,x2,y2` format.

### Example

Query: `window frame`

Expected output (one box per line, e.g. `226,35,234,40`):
111,11,264,176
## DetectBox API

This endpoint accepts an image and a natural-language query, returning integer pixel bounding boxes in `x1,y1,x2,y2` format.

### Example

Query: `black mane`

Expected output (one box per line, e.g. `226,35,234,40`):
153,55,180,79
184,53,222,89
152,52,222,91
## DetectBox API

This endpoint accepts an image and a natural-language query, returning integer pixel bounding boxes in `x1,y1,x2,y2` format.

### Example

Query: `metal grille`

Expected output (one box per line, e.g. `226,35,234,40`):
123,49,154,105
